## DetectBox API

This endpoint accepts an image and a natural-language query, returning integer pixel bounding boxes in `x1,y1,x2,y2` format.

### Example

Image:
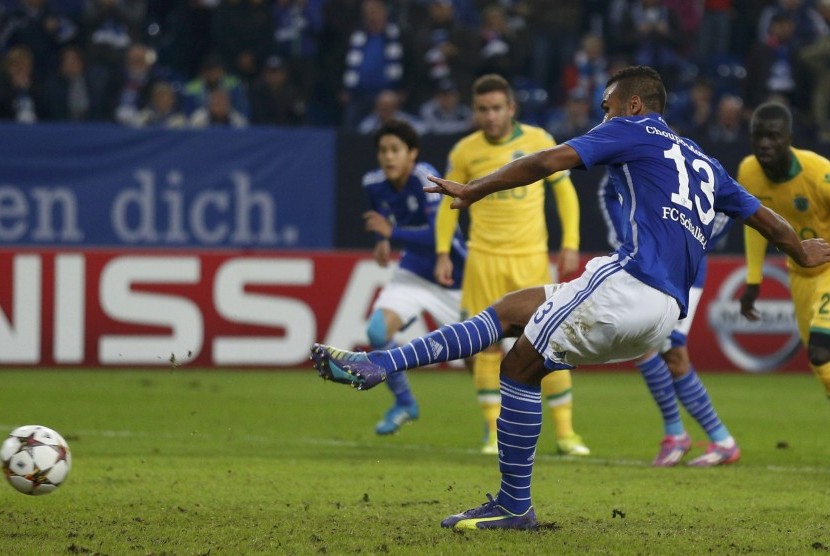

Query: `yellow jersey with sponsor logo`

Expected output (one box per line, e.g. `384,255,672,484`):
435,123,577,256
739,147,830,279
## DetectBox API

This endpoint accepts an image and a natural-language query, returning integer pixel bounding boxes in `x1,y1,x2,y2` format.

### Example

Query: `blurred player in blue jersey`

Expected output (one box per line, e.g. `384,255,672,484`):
311,66,830,529
361,119,467,435
599,174,739,466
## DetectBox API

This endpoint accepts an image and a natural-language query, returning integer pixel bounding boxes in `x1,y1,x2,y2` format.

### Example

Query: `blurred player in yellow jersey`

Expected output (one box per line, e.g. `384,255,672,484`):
433,74,589,455
739,102,830,400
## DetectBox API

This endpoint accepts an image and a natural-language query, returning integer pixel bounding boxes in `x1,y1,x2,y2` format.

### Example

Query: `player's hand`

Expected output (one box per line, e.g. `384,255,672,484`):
798,237,830,268
424,175,477,209
556,248,579,280
373,240,391,267
739,284,760,321
434,253,454,286
363,210,393,238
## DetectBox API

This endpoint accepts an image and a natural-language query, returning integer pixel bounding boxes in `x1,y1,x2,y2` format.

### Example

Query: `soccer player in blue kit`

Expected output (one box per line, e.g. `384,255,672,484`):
599,175,739,466
311,66,830,529
360,119,467,434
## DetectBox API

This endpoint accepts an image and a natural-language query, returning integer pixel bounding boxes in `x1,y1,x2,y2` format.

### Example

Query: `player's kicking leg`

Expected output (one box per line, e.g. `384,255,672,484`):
310,307,504,390
310,344,386,390
311,289,545,390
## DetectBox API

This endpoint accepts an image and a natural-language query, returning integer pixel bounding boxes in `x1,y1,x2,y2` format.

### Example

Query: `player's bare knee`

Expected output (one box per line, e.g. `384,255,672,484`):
490,298,521,336
494,287,547,334
662,347,691,378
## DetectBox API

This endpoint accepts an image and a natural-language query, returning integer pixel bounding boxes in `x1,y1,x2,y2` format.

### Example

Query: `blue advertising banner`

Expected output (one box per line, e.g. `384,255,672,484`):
0,123,335,248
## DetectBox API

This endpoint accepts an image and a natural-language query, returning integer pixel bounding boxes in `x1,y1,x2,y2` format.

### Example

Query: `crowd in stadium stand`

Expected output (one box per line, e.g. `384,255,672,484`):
1,0,829,143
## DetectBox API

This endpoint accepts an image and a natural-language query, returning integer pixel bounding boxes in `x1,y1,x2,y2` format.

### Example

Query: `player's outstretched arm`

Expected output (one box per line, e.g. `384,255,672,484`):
744,205,830,268
425,144,583,209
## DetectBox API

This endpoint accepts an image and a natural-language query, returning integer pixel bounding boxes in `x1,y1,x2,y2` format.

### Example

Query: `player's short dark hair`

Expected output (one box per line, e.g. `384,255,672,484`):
606,66,667,114
751,101,792,133
472,73,515,104
374,119,420,150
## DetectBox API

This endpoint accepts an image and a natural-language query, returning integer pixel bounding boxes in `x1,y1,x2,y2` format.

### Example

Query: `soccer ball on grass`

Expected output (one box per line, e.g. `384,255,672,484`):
1,425,71,495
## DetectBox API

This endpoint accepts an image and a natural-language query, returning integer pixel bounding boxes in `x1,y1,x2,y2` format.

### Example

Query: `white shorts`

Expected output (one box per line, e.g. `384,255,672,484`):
525,255,681,369
373,267,461,327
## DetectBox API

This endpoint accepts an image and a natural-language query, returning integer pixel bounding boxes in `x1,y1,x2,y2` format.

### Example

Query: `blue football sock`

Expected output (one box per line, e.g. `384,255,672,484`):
674,367,729,442
368,307,502,373
385,370,415,406
496,376,541,516
372,340,415,406
637,353,684,436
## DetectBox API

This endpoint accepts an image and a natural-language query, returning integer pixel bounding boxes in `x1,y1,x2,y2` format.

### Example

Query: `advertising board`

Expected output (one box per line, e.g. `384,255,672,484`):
0,251,808,372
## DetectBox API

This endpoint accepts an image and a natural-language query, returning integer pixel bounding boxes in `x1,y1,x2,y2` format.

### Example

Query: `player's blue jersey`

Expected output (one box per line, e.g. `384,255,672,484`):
597,172,625,251
598,173,734,289
568,113,760,316
693,212,732,288
363,162,466,288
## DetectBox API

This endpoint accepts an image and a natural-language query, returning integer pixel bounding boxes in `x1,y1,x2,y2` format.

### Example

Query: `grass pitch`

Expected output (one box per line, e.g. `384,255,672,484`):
0,368,829,555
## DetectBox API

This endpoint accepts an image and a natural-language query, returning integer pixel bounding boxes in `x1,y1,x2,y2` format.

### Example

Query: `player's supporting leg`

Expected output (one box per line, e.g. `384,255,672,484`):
374,307,502,371
374,340,420,435
367,310,419,435
442,255,681,530
366,309,419,434
441,376,540,530
311,307,504,389
474,350,502,454
676,366,740,467
636,351,691,466
542,371,590,456
379,347,415,406
496,377,541,513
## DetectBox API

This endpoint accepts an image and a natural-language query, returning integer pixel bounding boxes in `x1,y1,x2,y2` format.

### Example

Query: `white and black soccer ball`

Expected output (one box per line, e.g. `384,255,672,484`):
1,425,71,495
